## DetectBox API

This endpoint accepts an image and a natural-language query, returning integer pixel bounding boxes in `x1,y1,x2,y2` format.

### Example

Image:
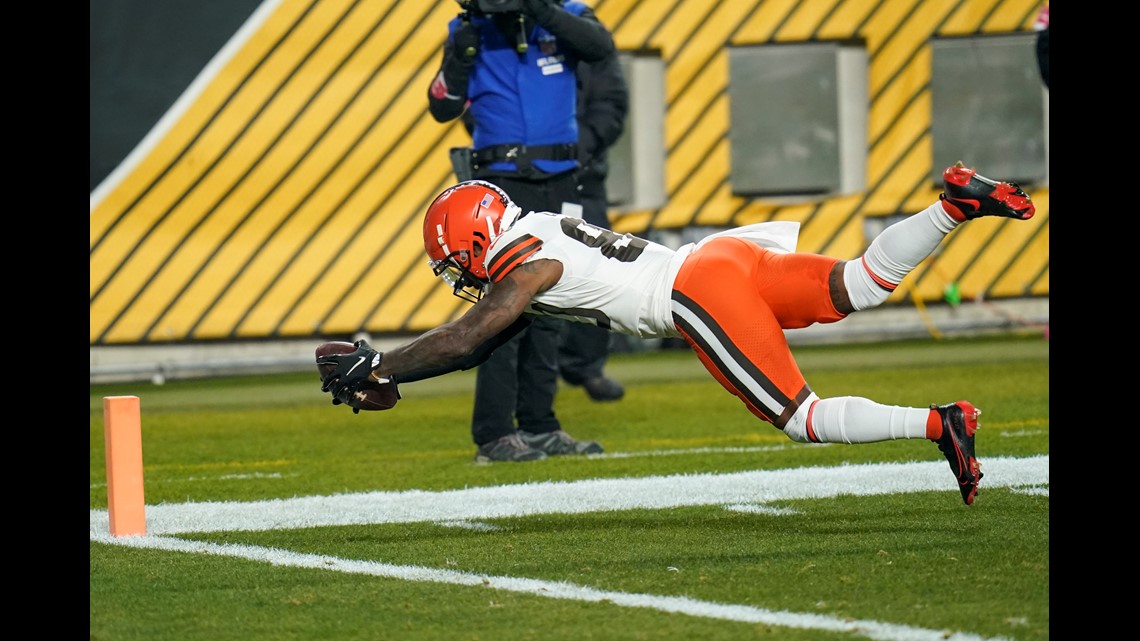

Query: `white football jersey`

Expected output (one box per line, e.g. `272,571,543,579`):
483,212,802,339
484,212,686,338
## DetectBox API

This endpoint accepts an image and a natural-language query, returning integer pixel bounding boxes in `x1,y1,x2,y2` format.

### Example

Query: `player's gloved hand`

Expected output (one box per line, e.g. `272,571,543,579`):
522,0,559,24
328,387,364,414
318,339,384,408
453,20,480,66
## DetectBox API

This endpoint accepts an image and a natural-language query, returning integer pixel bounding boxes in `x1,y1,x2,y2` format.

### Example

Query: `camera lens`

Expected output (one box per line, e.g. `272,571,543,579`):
477,0,523,13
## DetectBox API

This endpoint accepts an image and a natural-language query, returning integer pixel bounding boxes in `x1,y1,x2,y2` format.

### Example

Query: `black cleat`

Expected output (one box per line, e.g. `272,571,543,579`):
583,376,625,402
932,400,983,505
940,161,1035,222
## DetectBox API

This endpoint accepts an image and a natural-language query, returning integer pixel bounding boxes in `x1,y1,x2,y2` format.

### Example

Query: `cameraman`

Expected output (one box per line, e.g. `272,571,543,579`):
427,0,616,463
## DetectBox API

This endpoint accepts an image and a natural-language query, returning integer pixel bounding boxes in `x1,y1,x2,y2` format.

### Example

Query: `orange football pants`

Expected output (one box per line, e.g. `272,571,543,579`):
670,237,845,431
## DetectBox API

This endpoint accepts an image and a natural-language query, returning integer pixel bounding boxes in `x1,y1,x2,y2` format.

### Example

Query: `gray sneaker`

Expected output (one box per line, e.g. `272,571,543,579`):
517,429,604,456
474,433,547,463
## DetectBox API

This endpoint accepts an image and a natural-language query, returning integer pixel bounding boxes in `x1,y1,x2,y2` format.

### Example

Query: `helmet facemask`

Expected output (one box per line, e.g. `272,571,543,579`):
429,248,488,304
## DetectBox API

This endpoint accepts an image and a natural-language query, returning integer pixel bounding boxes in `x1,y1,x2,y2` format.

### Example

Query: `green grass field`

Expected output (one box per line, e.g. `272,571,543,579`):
90,334,1049,641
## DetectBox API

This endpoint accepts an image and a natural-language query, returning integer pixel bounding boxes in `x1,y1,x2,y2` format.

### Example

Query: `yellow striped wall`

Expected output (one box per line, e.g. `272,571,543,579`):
89,0,1049,345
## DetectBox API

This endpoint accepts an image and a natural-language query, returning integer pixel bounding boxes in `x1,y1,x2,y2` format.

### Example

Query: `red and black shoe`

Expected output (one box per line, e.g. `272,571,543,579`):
940,161,1035,222
932,400,983,506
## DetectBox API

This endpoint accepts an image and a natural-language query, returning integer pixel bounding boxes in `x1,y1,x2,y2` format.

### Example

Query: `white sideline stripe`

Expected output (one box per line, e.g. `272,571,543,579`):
90,455,1047,536
93,534,1014,641
91,458,1043,641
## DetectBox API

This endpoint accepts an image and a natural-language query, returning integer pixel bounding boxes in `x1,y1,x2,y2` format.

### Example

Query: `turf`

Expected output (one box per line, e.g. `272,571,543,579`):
90,334,1049,641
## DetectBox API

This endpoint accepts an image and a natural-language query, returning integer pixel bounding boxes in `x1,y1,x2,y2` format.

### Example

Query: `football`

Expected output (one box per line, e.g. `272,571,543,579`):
315,341,400,411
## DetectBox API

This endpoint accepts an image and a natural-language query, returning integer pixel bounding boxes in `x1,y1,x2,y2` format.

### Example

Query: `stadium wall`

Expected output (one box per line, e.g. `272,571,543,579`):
90,0,1049,349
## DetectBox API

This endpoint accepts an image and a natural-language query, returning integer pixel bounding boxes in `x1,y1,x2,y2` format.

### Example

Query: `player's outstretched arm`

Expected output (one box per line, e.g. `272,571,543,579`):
396,315,533,384
378,259,563,380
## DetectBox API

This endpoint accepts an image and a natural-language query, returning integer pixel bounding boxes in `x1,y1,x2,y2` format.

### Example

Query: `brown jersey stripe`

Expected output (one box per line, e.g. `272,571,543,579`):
487,236,543,283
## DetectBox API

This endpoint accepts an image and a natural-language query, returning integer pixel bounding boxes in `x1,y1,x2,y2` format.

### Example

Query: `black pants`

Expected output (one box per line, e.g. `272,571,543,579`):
470,170,579,446
558,190,612,384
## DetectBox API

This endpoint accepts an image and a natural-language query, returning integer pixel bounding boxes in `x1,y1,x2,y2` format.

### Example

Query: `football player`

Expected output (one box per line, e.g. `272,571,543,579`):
319,162,1036,506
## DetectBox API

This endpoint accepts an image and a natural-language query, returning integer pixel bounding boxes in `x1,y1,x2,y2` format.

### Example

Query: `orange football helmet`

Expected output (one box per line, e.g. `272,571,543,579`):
423,180,522,302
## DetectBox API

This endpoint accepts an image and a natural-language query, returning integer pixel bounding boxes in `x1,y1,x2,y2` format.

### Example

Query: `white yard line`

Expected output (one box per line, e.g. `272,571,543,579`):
90,455,1048,536
95,534,1014,641
92,456,1046,641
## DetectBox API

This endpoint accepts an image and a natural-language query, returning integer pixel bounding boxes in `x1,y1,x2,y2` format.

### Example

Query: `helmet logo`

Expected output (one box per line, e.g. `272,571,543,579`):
480,193,494,207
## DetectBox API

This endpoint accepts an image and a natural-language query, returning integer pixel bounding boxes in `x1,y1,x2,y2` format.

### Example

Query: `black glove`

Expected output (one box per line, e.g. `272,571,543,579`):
522,0,559,24
328,390,360,414
327,384,371,414
453,20,480,66
577,125,598,162
318,339,384,409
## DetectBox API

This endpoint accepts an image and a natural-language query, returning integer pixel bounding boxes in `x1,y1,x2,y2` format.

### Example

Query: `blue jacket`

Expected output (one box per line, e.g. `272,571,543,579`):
429,2,614,176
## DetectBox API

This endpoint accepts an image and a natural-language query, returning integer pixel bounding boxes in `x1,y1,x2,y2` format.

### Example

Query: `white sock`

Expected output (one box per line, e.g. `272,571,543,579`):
842,202,958,311
808,396,929,444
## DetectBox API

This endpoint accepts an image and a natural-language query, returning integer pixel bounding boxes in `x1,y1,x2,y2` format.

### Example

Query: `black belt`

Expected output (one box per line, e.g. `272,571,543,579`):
472,143,578,166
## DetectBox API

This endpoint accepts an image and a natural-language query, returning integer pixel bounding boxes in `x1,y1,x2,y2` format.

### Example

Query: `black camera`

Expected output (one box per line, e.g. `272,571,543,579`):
461,0,524,14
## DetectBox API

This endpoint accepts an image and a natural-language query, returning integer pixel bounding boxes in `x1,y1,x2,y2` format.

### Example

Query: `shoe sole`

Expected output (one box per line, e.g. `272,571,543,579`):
942,164,1035,221
526,445,604,456
474,456,546,464
517,430,604,456
473,452,547,464
948,401,982,506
